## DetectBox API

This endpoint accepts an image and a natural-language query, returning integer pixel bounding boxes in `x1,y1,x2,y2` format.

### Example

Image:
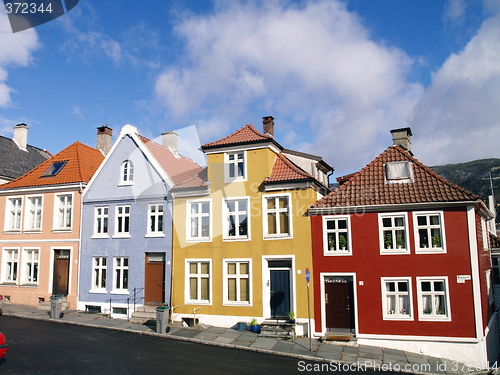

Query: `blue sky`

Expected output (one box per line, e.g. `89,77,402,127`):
1,0,499,176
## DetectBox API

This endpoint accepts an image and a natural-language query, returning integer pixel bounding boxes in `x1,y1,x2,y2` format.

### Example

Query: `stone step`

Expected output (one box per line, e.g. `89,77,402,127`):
259,320,296,340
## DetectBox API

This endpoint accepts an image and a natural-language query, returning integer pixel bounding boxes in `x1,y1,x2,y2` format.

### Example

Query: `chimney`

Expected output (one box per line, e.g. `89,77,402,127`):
390,127,412,154
162,131,178,152
263,116,274,137
13,123,29,150
96,124,113,155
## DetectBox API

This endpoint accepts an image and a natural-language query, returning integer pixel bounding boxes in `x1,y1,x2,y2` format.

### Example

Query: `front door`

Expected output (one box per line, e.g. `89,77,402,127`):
53,250,70,296
325,281,354,330
269,260,292,318
144,253,165,305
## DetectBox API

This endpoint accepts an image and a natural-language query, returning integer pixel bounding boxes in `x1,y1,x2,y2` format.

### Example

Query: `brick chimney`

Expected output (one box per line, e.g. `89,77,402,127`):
96,125,113,155
13,123,29,150
263,116,274,137
162,131,178,152
390,127,412,155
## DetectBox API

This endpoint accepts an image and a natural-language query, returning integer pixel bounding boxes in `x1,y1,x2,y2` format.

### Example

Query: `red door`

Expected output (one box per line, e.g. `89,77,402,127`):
325,282,354,329
144,253,165,305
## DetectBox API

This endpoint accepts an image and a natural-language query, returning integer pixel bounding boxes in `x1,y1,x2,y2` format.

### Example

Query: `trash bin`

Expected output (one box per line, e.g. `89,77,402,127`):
156,305,170,334
50,295,64,319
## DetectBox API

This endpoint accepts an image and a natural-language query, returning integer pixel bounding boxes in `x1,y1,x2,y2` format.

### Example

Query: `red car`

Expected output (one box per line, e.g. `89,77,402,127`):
0,333,7,359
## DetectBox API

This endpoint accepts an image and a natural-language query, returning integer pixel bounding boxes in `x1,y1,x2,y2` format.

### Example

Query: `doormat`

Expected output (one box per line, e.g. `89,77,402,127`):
323,335,352,342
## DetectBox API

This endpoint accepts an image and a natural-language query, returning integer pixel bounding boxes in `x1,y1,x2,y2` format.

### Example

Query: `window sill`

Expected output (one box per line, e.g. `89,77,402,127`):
89,289,108,294
145,233,165,238
0,282,18,286
110,290,129,295
52,229,73,233
23,230,42,234
91,234,109,239
264,235,292,240
112,234,131,239
383,315,413,321
324,250,352,256
418,315,451,322
380,249,410,255
19,283,39,287
186,238,212,243
415,248,446,254
222,237,250,242
117,182,134,187
223,302,252,306
185,301,211,305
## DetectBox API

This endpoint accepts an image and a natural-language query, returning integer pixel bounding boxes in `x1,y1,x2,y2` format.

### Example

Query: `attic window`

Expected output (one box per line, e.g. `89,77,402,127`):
386,161,412,181
42,161,67,177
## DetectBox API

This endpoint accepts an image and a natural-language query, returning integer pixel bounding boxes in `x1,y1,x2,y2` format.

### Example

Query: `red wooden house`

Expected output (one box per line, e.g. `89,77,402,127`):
309,128,497,363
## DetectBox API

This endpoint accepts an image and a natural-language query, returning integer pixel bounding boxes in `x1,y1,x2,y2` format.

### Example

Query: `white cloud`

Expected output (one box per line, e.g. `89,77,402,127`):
410,13,500,166
444,0,466,25
0,12,39,107
155,0,422,174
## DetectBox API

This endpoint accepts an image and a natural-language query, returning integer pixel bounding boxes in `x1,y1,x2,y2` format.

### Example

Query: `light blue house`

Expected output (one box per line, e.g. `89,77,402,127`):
78,125,201,317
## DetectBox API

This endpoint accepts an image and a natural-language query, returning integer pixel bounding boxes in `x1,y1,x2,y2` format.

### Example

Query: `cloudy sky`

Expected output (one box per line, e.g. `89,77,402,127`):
1,0,499,176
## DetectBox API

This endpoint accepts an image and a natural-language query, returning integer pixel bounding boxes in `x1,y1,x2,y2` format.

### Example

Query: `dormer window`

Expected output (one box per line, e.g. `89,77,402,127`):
120,160,134,184
42,161,67,177
385,161,412,182
225,152,246,182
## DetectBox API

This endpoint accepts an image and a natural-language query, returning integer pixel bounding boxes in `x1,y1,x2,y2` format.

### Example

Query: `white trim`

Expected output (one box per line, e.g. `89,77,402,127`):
416,276,452,321
23,195,43,232
114,204,131,237
146,202,165,237
356,332,480,343
322,215,352,256
262,192,293,240
52,192,74,231
185,258,212,305
3,195,23,232
380,277,413,320
222,196,250,241
222,258,252,306
111,256,129,294
92,205,109,238
224,151,247,183
0,183,86,195
186,199,212,242
378,212,410,255
1,247,20,285
413,211,447,254
261,255,295,319
20,247,40,286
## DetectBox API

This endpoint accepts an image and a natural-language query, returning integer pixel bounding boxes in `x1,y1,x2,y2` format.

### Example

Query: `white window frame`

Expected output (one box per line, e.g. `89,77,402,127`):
223,259,251,305
187,200,211,242
21,248,39,285
385,161,413,183
185,259,212,304
323,215,351,256
114,205,131,238
91,256,107,292
25,196,43,231
5,197,23,231
223,197,250,241
112,257,129,294
413,211,446,254
379,212,410,254
93,206,109,238
416,277,451,321
146,203,165,237
119,160,134,185
263,193,292,239
381,277,413,320
225,151,247,183
2,248,19,284
54,193,73,231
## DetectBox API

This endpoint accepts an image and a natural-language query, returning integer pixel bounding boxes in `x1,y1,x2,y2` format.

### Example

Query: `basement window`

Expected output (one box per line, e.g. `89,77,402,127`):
385,161,412,182
42,161,67,177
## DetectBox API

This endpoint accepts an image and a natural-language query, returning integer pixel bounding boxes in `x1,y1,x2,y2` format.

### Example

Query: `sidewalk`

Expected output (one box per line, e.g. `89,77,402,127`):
1,304,488,375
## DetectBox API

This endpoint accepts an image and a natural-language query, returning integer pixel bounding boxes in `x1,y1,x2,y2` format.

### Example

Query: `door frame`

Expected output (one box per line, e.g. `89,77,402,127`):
144,252,166,305
319,273,358,336
262,255,295,319
50,247,72,296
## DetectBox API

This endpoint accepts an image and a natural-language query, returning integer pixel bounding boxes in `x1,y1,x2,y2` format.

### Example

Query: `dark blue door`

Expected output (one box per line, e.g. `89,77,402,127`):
270,269,290,318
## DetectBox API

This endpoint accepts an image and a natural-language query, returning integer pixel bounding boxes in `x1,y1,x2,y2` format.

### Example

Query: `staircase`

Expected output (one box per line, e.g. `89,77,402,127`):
258,320,296,340
36,296,70,311
129,305,157,324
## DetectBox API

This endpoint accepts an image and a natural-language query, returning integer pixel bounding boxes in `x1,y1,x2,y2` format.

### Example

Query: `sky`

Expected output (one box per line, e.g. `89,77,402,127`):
0,0,499,177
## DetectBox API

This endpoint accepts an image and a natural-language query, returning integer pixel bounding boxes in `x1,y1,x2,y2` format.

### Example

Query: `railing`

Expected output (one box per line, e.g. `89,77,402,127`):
105,287,145,319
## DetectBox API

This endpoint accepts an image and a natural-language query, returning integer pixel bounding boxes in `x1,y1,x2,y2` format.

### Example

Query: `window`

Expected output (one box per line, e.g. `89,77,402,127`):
120,160,134,184
26,196,42,231
417,277,450,320
379,213,409,254
385,161,412,181
264,195,291,238
188,201,210,241
94,206,109,236
42,161,67,177
323,216,350,255
224,199,248,240
148,204,164,236
22,249,39,284
6,198,22,231
3,249,18,283
186,260,211,303
92,257,107,291
115,205,131,236
492,257,500,285
225,152,245,182
56,194,72,230
382,278,412,320
224,260,250,305
114,257,128,291
414,212,445,253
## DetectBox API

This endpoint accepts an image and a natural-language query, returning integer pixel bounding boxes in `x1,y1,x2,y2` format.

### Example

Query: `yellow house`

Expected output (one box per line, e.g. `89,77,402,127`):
171,117,332,335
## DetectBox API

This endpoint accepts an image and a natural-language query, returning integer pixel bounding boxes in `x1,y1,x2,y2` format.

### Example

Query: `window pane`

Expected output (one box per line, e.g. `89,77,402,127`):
227,201,235,212
227,263,236,275
200,262,209,275
200,278,209,300
240,278,249,302
398,281,408,292
417,216,427,226
228,278,236,301
278,197,288,209
229,163,235,178
394,217,404,227
326,220,336,230
421,281,431,292
240,263,249,275
201,217,210,237
267,198,275,210
268,213,277,234
239,200,247,212
279,212,289,234
190,263,197,274
190,278,198,300
434,281,445,292
387,295,395,314
419,229,429,247
191,204,199,214
386,282,395,292
382,217,392,227
338,220,347,229
422,295,432,314
430,215,440,226
436,295,446,315
201,203,209,214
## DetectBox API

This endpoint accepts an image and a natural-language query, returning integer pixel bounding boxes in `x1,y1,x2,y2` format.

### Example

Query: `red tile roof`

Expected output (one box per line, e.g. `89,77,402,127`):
313,146,480,208
265,153,316,183
201,124,274,149
138,136,203,185
171,168,209,191
0,142,104,189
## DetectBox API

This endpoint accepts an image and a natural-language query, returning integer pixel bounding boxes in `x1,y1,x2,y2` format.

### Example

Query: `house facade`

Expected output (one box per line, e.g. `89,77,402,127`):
77,125,201,317
0,141,103,309
308,128,497,363
170,117,332,334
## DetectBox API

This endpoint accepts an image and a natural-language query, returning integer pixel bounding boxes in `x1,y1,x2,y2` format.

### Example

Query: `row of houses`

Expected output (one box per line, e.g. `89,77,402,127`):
0,120,498,363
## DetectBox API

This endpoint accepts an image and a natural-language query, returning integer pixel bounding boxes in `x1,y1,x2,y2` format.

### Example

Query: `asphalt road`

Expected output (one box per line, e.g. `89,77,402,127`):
0,315,398,375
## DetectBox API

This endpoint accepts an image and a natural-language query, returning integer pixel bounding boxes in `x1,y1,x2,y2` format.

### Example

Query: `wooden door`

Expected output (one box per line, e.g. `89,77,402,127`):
325,282,354,329
144,253,165,305
53,250,70,296
270,269,291,318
